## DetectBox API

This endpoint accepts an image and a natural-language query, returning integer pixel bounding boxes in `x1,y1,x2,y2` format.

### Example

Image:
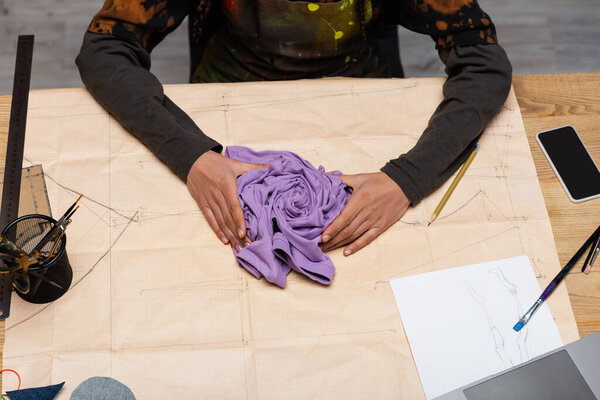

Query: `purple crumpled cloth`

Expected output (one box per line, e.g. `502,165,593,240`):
224,146,352,288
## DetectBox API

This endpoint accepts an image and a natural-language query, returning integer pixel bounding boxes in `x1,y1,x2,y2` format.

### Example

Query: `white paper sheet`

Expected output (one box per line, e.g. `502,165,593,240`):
390,256,564,399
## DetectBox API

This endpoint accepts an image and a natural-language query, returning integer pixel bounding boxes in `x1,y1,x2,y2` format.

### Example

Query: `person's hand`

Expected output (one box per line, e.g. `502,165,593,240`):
187,151,268,252
320,172,410,255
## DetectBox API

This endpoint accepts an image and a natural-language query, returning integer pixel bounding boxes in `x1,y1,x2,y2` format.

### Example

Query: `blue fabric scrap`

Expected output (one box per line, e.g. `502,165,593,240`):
6,382,64,400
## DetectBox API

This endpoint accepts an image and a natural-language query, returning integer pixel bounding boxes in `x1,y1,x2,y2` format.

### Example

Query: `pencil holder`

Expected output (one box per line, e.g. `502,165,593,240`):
1,214,73,304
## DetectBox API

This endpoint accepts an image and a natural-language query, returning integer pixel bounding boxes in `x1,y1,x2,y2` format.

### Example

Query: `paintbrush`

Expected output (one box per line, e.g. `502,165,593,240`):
514,224,600,332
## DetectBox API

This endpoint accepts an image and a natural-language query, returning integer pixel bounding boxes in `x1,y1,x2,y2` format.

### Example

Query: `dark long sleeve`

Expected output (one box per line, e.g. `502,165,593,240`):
381,44,512,204
76,31,222,181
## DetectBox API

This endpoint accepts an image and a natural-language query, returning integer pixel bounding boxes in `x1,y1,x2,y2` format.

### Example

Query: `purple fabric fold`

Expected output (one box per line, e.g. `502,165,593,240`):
224,146,352,288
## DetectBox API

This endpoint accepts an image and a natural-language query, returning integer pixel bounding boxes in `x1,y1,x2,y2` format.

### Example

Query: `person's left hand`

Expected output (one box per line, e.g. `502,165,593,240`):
320,172,410,255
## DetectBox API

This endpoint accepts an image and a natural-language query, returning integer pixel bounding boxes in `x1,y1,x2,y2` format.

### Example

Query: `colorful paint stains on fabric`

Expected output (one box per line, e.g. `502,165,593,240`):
405,0,497,48
86,0,499,78
338,0,354,11
364,0,373,22
88,0,188,50
435,20,448,30
94,0,169,29
295,0,368,51
90,18,116,34
191,0,381,83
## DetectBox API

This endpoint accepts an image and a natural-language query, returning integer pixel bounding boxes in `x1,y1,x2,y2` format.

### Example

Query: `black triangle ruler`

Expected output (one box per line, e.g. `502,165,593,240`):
0,35,35,320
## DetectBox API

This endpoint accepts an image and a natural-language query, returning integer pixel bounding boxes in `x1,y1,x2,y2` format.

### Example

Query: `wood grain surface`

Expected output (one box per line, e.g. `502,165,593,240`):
0,73,597,380
513,73,600,338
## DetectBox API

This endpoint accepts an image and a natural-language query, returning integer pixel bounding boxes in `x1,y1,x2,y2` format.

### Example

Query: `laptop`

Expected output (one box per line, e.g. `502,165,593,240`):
434,331,600,400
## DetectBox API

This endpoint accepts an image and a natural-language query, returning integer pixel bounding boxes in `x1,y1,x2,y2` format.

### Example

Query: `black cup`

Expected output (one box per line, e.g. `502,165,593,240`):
2,214,73,304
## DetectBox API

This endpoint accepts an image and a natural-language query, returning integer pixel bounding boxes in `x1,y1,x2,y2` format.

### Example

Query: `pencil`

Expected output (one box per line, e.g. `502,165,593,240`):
585,235,600,274
581,233,600,273
428,145,479,226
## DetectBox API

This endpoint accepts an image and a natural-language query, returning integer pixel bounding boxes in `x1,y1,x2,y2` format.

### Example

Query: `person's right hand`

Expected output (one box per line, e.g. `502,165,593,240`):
186,151,269,252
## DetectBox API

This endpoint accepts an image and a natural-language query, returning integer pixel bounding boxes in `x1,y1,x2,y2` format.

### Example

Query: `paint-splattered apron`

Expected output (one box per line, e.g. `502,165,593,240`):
192,0,390,82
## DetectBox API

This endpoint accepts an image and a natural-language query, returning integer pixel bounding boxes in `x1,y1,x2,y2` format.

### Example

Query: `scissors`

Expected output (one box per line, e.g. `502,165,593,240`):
0,194,82,294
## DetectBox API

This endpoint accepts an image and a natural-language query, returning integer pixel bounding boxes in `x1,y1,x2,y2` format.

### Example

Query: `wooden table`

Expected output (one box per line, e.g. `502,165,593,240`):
513,73,600,338
0,73,598,362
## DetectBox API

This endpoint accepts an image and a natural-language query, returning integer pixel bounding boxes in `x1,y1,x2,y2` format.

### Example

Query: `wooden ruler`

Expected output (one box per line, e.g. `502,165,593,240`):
0,35,34,320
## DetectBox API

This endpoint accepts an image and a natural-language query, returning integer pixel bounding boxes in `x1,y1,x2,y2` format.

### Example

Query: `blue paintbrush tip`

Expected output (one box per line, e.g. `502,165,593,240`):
513,321,524,332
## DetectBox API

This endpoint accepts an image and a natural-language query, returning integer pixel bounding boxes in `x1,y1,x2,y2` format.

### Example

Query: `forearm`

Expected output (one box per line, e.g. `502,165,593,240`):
381,44,512,204
76,31,222,181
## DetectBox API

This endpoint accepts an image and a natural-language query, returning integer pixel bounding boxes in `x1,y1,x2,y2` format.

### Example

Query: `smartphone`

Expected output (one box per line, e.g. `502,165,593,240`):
536,125,600,203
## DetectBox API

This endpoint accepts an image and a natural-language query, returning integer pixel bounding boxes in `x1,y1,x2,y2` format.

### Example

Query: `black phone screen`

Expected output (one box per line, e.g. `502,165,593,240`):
537,126,600,201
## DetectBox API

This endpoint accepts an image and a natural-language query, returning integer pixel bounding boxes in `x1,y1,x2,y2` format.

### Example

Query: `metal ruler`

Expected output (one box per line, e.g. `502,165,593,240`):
0,35,35,320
